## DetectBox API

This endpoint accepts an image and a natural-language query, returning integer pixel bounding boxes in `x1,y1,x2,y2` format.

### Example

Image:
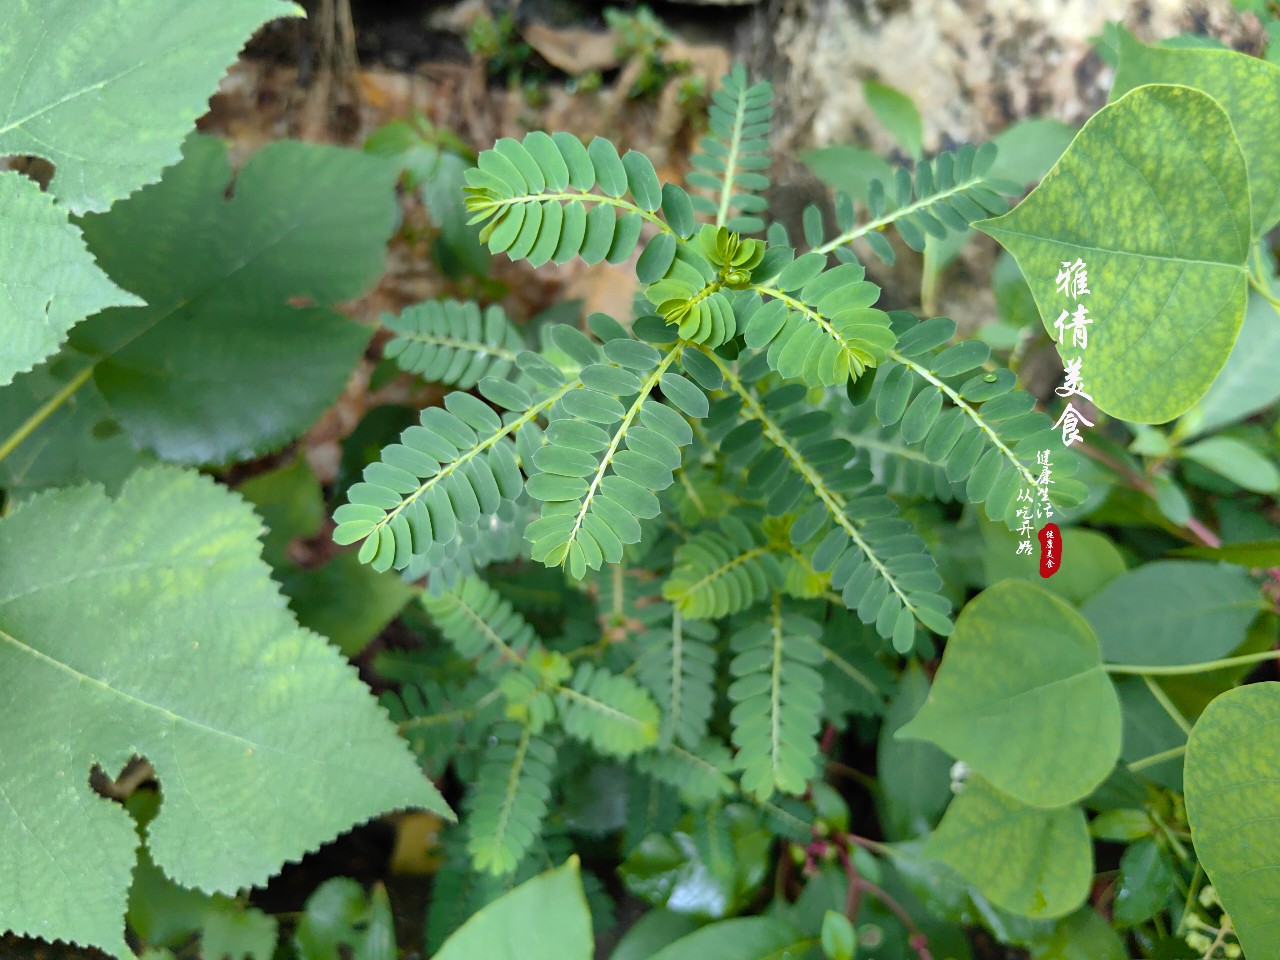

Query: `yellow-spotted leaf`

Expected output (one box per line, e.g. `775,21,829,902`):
976,84,1250,424
922,776,1092,920
1112,30,1280,236
1185,683,1280,960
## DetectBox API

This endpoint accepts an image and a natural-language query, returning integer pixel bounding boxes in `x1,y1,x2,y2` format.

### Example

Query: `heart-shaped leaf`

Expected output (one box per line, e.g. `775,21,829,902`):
898,581,1121,808
1185,682,1280,960
922,776,1092,920
1112,30,1280,236
976,84,1251,424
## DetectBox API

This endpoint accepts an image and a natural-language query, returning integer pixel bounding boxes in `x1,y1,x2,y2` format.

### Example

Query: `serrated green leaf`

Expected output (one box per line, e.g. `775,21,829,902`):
976,84,1250,423
898,581,1121,808
72,135,394,464
0,0,299,214
923,776,1091,920
0,175,141,385
1185,683,1280,960
0,466,446,958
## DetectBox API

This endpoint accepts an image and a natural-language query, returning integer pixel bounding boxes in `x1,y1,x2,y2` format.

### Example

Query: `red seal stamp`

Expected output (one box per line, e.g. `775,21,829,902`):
1038,523,1061,578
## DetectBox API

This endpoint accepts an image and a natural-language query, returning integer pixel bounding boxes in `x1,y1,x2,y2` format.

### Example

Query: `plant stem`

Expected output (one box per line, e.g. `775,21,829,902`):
0,364,95,466
1126,744,1187,773
1142,675,1193,737
1105,649,1280,676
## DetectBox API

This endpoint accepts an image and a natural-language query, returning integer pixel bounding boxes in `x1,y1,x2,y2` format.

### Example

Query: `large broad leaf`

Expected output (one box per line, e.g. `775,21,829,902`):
433,858,592,960
898,581,1121,808
0,466,447,957
0,353,152,493
1188,287,1280,436
922,776,1092,921
976,84,1251,424
647,917,814,960
0,176,141,385
1112,30,1280,236
1185,683,1280,960
71,135,395,464
981,520,1125,606
0,0,301,383
1081,560,1260,667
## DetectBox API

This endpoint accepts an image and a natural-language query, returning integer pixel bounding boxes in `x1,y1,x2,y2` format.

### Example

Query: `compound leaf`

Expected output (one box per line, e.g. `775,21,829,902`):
0,466,446,958
898,581,1121,808
1185,683,1280,960
976,84,1251,424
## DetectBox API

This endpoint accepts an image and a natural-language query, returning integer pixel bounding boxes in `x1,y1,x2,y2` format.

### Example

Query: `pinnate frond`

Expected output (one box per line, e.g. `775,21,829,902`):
688,65,774,233
728,601,825,800
466,722,557,875
336,347,575,571
707,349,953,647
878,315,1088,526
420,575,539,674
805,143,1021,263
464,131,675,268
383,299,522,388
558,663,661,757
742,260,896,388
635,739,737,806
525,324,707,579
662,516,783,620
635,607,719,747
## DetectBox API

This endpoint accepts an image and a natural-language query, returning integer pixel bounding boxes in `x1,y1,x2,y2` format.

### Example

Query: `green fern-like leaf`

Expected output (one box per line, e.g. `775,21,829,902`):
463,131,679,269
524,325,706,578
635,607,718,747
335,347,575,571
635,739,737,806
380,677,503,772
383,299,523,387
420,576,539,674
742,261,897,388
707,349,953,647
804,143,1022,263
557,663,660,757
880,315,1088,526
728,601,825,800
688,65,774,233
466,722,557,875
662,517,783,620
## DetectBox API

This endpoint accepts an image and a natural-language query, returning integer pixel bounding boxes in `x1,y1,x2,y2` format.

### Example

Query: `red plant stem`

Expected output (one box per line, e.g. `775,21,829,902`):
1078,444,1220,548
832,833,932,960
834,839,864,921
